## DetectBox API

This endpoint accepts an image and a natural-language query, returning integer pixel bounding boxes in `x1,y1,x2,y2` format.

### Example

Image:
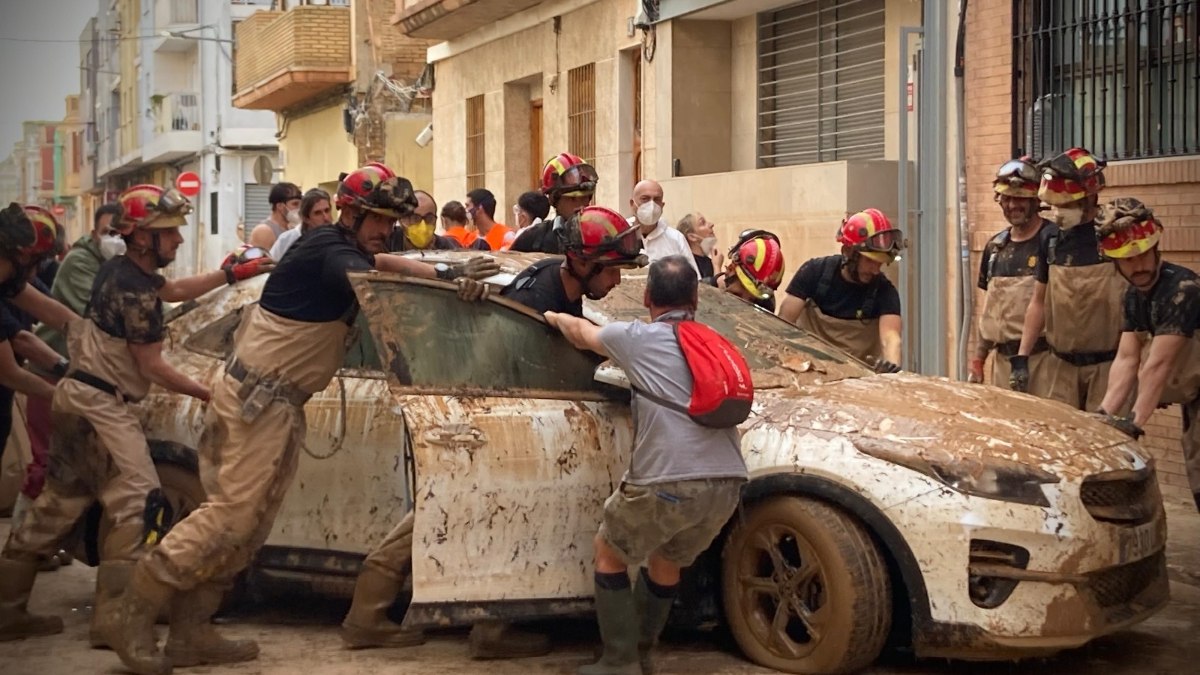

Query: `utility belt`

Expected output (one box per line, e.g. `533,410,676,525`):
994,337,1048,358
68,370,138,403
226,358,311,423
1049,346,1118,367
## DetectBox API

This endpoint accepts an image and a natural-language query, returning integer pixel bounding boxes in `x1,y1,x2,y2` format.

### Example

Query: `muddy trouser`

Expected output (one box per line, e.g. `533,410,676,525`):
140,374,303,591
20,375,57,499
1182,398,1200,511
990,342,1054,398
2,380,159,563
361,511,414,581
1043,352,1114,412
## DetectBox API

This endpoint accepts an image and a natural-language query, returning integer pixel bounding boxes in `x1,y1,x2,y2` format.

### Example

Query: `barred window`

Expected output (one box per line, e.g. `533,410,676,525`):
1013,0,1200,161
466,95,485,191
757,0,886,167
568,64,597,165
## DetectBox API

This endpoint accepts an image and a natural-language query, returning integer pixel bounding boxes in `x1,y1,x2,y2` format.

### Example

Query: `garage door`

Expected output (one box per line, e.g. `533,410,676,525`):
243,184,273,240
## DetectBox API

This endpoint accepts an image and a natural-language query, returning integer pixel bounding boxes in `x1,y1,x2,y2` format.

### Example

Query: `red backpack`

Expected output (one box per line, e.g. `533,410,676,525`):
635,320,754,428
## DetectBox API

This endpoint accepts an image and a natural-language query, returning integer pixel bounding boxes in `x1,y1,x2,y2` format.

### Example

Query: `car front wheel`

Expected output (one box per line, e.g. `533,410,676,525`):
721,496,892,674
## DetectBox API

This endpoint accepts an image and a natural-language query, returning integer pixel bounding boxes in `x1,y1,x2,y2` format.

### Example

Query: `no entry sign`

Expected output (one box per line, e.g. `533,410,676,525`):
176,171,202,197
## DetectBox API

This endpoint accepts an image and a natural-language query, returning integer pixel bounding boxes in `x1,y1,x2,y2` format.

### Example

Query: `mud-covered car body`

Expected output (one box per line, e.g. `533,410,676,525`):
127,252,1167,672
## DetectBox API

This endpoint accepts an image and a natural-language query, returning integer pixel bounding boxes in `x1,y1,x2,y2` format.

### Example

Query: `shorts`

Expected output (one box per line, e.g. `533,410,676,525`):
598,477,743,567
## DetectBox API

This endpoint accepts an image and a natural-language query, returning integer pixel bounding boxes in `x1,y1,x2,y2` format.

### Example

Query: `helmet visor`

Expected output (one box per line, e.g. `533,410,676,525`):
558,163,599,196
996,159,1040,184
864,229,903,253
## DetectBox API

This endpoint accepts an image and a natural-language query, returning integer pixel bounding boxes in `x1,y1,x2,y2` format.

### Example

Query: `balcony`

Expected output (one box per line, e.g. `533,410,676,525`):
154,0,200,52
392,0,545,41
142,92,202,164
233,6,354,111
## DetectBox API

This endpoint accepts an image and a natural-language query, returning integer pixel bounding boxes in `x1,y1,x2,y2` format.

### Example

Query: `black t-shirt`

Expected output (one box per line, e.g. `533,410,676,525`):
1123,262,1200,337
510,217,563,254
978,222,1058,290
785,255,901,320
694,254,715,280
1034,222,1109,284
85,256,167,344
261,226,374,323
500,258,582,317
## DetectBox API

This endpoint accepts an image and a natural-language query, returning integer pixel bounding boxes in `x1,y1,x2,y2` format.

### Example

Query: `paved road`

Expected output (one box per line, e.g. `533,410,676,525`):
4,499,1200,675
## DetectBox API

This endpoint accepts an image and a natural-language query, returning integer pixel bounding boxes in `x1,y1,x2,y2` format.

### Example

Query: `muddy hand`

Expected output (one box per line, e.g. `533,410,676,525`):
967,358,985,384
456,278,491,303
1008,355,1030,392
438,256,501,281
1099,413,1144,440
872,358,901,374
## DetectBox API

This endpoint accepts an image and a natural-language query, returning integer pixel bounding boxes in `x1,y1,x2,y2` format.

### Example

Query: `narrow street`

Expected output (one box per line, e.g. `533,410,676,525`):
4,497,1200,675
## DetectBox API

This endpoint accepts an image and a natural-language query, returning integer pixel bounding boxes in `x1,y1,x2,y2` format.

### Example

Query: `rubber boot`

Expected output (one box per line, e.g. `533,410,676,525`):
99,564,173,675
635,570,676,675
0,557,63,642
165,583,259,666
468,620,551,659
578,577,640,675
340,566,425,649
90,561,135,649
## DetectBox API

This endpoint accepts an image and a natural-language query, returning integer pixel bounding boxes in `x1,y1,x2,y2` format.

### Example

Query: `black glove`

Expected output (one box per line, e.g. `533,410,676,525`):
437,256,501,281
1099,413,1145,440
1008,355,1030,392
873,359,901,374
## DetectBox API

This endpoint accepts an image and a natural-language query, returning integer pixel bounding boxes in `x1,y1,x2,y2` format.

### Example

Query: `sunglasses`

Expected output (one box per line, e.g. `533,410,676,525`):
402,212,437,226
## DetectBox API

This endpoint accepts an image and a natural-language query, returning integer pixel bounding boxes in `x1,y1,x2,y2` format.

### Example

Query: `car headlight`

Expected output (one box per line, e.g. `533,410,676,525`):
854,438,1060,507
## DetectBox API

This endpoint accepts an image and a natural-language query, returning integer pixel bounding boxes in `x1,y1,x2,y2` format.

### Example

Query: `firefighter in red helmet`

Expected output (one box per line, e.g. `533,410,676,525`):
713,229,785,313
510,152,600,254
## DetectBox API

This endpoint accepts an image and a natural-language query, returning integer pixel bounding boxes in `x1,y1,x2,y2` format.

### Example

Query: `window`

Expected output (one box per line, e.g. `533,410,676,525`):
466,95,485,190
757,0,886,167
1013,1,1199,160
568,63,596,164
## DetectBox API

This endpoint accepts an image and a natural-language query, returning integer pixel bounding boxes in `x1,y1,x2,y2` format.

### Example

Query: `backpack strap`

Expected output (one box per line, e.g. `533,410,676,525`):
507,257,562,292
986,229,1010,283
1047,230,1059,270
816,256,839,301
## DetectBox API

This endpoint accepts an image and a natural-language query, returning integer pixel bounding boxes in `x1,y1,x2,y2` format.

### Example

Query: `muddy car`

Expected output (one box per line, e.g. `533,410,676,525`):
95,253,1166,674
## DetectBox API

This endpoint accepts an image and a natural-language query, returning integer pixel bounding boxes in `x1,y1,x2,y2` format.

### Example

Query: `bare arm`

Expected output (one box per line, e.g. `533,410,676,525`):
1129,334,1188,425
1017,281,1047,357
159,270,228,303
0,340,56,400
247,223,277,250
12,330,66,371
128,341,210,401
9,286,75,334
1100,332,1143,416
879,314,903,365
544,312,609,357
778,295,805,324
373,253,437,278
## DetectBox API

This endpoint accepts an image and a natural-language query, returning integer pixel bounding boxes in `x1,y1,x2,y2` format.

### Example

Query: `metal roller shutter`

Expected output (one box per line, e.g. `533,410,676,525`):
243,184,273,240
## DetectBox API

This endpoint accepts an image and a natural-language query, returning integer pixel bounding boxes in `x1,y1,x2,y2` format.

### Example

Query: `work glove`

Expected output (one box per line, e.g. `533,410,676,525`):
967,357,985,384
873,358,902,374
223,256,275,284
1098,412,1144,440
455,277,491,303
437,256,501,281
1008,355,1030,392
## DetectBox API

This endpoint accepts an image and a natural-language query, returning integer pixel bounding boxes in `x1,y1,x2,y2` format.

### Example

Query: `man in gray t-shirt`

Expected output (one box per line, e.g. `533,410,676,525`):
546,255,747,675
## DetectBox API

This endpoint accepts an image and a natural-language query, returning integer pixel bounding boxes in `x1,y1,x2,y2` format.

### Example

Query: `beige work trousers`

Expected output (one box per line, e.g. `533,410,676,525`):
2,380,157,563
990,350,1055,398
141,374,303,590
1182,398,1200,502
1043,355,1113,412
362,511,415,581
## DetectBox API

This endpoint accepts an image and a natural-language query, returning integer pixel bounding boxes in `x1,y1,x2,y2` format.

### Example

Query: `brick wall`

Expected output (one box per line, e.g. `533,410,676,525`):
366,0,435,80
235,7,352,93
963,2,1200,499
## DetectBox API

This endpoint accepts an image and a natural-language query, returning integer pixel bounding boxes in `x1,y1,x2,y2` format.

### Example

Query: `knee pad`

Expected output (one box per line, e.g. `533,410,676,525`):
143,488,174,546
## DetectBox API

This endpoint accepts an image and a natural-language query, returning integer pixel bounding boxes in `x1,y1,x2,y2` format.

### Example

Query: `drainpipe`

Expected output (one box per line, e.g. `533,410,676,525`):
954,0,971,381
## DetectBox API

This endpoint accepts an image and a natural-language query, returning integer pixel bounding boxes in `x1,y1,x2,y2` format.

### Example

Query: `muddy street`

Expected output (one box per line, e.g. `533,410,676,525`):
3,498,1200,675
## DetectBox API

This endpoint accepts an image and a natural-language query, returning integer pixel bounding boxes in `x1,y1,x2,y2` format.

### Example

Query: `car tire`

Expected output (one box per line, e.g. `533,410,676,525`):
721,496,892,674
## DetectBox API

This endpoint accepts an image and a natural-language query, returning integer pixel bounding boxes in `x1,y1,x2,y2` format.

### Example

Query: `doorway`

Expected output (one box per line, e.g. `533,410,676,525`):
530,99,543,190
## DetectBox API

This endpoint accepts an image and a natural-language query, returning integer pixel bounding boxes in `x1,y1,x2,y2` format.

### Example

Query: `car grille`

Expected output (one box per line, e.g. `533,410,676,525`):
1085,551,1167,609
1079,468,1161,525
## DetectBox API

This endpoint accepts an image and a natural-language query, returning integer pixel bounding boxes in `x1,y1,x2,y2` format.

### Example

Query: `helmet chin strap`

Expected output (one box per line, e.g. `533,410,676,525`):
565,257,606,300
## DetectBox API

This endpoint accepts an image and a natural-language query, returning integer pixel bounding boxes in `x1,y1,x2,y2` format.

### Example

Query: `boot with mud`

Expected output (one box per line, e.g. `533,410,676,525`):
634,568,676,675
0,556,63,641
90,561,135,648
99,564,173,675
340,566,425,650
165,583,259,666
468,619,551,659
579,572,640,675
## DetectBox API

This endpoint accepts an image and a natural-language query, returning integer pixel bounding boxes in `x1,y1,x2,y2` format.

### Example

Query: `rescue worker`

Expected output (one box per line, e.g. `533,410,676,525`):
102,165,499,675
711,230,785,313
386,190,464,252
546,255,747,675
1012,147,1125,410
0,207,65,408
510,153,599,254
502,205,647,317
1095,199,1200,510
0,185,273,646
969,158,1058,391
778,210,904,371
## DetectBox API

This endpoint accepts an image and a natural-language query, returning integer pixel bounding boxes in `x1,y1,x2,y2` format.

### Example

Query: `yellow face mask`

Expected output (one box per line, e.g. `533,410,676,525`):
406,222,435,249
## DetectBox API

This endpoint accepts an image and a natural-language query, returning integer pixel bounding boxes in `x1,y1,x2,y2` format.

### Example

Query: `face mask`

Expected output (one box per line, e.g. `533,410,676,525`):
636,201,663,227
100,234,126,260
1049,205,1085,229
286,209,301,226
406,223,435,249
700,236,717,257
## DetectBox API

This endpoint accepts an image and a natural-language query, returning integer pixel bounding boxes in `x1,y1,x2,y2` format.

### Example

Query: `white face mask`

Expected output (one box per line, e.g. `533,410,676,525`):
286,209,301,226
700,236,717,257
636,201,663,227
99,234,126,260
1049,204,1085,229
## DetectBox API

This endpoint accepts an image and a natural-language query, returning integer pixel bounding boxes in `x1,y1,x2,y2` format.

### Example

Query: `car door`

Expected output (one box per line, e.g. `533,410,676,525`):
350,273,633,627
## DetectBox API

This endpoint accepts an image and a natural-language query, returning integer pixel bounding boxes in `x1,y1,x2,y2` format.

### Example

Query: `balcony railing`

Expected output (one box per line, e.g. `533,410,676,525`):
154,92,199,134
233,5,354,111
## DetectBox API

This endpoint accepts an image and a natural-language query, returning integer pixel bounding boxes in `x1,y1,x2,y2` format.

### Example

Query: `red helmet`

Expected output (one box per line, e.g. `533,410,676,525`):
21,206,60,259
1038,147,1106,206
1098,197,1162,259
117,184,192,234
993,157,1040,199
336,163,416,219
729,229,785,300
838,208,903,263
541,153,599,200
560,206,646,266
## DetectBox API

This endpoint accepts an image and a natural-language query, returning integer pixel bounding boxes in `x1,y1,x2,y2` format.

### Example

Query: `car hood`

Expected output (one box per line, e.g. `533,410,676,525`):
750,373,1142,477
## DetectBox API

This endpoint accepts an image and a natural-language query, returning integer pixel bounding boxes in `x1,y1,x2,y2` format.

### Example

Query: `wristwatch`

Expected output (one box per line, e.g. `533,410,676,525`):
433,263,452,280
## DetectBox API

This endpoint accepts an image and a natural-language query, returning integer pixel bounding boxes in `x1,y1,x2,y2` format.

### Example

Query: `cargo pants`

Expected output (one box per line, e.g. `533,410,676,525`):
362,511,414,581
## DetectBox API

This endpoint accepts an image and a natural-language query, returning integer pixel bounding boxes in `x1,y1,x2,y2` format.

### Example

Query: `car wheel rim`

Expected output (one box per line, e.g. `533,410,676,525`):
736,523,828,659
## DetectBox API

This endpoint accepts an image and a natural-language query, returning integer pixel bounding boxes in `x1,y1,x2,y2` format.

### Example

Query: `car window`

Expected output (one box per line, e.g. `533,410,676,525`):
182,305,244,359
351,275,624,401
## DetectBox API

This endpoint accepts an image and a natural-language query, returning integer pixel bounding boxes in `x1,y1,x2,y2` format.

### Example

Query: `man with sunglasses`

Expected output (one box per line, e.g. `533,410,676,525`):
511,153,599,254
1012,147,1125,411
779,209,905,371
969,158,1057,392
386,190,464,252
1,184,273,648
